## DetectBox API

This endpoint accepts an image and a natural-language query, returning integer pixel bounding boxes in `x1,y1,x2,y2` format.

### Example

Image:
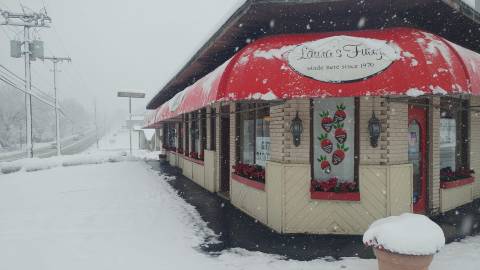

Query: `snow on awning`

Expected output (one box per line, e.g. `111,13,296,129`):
150,27,480,124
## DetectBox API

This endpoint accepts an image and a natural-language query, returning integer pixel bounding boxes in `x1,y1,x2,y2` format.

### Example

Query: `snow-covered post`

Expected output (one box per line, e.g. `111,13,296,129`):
363,213,445,270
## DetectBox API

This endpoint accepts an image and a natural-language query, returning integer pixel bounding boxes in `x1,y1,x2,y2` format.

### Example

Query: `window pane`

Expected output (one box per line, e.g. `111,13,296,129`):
239,104,255,164
440,118,456,170
313,98,355,182
255,105,270,167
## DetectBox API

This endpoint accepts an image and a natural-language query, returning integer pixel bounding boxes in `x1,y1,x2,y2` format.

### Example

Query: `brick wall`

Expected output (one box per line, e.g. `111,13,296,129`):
359,97,388,165
386,101,408,164
229,102,237,186
470,96,480,199
206,106,212,150
430,97,441,213
284,99,311,164
269,103,285,162
214,103,222,191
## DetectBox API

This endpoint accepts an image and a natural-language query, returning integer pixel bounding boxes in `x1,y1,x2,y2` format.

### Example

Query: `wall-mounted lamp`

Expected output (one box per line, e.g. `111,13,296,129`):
368,111,381,148
290,111,303,147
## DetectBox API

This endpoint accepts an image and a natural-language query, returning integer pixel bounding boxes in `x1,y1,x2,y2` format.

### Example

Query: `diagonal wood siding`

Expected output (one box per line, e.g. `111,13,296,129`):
276,163,412,235
230,179,268,224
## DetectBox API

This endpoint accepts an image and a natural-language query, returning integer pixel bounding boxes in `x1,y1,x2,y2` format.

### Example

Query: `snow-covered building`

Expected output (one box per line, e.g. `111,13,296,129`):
145,0,480,235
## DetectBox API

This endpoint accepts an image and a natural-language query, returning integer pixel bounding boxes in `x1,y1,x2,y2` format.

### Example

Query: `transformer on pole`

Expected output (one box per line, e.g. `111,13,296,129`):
1,8,51,158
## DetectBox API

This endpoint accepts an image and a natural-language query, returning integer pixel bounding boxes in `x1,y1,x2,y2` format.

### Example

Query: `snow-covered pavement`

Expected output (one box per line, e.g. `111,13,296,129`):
0,129,479,270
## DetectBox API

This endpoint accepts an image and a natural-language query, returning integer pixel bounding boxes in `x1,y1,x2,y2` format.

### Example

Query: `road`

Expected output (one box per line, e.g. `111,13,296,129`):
0,130,99,162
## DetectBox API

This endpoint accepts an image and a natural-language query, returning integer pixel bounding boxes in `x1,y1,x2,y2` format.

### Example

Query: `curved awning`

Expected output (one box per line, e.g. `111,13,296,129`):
149,27,480,125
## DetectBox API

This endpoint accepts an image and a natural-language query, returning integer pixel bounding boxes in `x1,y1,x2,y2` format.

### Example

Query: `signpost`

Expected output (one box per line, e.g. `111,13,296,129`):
117,91,145,155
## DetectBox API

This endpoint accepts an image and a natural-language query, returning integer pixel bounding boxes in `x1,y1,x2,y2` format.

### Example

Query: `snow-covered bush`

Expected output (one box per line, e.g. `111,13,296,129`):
363,213,445,256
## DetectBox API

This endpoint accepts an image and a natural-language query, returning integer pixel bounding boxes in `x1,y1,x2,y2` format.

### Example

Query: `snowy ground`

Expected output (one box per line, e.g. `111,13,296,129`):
0,129,479,270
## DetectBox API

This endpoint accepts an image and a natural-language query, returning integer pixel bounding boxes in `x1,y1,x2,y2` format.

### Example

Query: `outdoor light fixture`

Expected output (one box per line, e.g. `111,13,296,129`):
290,111,303,147
368,111,381,148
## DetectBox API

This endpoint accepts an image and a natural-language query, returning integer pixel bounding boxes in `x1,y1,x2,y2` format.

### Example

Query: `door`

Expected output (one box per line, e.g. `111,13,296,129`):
220,113,230,195
408,105,428,213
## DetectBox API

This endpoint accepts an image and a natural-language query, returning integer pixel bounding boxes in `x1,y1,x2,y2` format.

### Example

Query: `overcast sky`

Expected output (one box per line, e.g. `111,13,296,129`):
0,0,243,117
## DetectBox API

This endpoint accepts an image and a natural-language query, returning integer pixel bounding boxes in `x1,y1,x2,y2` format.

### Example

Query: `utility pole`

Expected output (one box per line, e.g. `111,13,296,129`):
94,99,99,150
42,56,71,156
1,8,51,158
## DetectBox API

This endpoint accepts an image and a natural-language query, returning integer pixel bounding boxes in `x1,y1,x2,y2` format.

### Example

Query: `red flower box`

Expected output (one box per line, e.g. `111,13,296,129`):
440,177,474,189
231,173,265,191
182,154,204,165
310,191,360,201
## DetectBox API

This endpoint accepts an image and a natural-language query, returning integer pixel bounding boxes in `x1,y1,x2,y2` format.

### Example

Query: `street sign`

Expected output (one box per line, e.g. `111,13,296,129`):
117,91,145,98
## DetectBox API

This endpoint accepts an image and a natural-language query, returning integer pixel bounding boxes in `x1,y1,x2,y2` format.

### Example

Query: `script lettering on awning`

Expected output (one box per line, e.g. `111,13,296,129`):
288,35,400,83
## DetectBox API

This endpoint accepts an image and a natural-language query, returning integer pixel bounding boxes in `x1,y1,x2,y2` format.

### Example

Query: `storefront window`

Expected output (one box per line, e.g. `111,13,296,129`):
311,97,358,192
191,112,200,154
440,97,470,181
238,103,270,167
210,108,216,151
178,122,183,152
184,114,189,154
201,109,207,153
167,123,177,148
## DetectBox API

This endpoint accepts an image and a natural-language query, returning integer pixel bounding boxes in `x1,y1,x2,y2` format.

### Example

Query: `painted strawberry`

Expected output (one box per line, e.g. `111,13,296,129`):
334,122,347,144
334,103,347,123
320,111,334,133
318,133,333,153
332,144,349,165
318,155,331,174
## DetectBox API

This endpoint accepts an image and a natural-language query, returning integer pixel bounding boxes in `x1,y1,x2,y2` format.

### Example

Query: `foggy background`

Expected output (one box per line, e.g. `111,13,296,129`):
0,0,242,148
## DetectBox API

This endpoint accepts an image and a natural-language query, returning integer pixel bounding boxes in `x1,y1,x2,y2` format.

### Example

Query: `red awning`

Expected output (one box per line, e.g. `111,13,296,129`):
150,27,480,124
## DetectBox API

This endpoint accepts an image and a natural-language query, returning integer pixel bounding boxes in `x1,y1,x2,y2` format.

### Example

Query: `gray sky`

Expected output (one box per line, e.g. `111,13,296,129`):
0,0,243,117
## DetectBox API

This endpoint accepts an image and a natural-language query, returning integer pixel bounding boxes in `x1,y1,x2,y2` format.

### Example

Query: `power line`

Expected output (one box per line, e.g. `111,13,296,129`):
0,64,54,103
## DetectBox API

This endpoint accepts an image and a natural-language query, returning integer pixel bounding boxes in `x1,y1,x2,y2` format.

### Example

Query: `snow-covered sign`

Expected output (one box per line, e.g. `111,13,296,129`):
287,35,399,83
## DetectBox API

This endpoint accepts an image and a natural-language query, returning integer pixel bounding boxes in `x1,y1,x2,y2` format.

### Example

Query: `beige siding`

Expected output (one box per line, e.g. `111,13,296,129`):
269,162,413,235
388,164,413,215
204,150,216,193
470,97,480,199
440,184,474,213
182,157,193,179
192,162,205,187
230,179,268,224
266,161,285,232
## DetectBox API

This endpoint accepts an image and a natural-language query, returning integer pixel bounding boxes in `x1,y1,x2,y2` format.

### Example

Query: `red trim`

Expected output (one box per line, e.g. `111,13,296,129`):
409,105,428,214
310,191,360,201
441,177,474,189
182,155,205,166
231,173,265,191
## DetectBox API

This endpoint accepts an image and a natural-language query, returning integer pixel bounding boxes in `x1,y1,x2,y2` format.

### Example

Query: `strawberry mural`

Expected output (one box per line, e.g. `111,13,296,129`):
332,144,349,165
318,155,331,174
320,111,334,133
334,122,347,144
334,103,347,123
318,133,333,153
